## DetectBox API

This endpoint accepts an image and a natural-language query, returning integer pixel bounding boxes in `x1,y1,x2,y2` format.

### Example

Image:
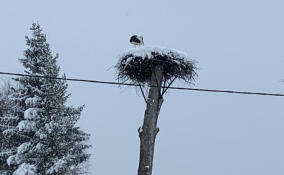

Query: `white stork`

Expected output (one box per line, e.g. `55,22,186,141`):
130,35,144,46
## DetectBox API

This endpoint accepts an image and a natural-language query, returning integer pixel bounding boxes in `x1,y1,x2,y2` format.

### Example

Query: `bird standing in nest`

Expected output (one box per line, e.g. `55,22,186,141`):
130,35,144,46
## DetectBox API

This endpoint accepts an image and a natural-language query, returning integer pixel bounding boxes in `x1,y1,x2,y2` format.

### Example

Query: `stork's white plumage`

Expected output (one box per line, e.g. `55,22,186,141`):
130,35,144,46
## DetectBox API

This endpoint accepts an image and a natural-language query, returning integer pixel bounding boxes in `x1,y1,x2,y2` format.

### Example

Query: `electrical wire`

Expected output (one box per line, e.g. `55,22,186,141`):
0,71,283,97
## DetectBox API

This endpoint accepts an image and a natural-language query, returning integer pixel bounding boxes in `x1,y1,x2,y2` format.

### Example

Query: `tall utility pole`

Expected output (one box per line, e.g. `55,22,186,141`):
116,46,197,175
138,66,163,175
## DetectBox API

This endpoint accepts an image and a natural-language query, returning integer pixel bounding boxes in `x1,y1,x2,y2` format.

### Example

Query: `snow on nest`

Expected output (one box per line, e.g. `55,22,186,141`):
116,45,197,84
118,45,188,61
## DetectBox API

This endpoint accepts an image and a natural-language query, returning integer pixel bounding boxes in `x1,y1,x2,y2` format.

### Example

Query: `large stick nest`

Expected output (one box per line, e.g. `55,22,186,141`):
116,46,197,85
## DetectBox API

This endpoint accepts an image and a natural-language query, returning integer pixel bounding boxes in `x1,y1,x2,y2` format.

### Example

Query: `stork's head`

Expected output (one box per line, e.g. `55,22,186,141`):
130,35,144,46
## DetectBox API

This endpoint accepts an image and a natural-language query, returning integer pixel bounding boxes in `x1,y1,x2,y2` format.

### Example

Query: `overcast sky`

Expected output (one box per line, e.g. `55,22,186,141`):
1,0,284,174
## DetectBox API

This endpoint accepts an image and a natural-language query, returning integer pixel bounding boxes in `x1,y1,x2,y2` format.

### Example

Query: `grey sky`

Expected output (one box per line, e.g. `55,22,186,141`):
1,0,284,174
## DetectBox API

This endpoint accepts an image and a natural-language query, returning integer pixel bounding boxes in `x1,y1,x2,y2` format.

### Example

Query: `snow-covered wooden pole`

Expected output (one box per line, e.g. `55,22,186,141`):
138,65,163,175
116,46,197,175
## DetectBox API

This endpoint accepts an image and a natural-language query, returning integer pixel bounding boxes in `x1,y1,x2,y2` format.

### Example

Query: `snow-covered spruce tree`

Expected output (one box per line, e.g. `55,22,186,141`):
3,23,91,174
0,81,18,175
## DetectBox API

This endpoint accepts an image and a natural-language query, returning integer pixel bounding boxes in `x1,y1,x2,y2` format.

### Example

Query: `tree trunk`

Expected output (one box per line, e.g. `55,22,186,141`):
138,65,164,175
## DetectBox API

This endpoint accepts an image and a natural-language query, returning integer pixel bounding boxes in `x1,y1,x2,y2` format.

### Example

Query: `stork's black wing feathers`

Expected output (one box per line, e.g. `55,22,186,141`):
130,35,141,43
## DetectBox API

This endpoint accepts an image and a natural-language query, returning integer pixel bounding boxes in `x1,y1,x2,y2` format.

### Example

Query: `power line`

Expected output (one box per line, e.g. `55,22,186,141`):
0,71,284,97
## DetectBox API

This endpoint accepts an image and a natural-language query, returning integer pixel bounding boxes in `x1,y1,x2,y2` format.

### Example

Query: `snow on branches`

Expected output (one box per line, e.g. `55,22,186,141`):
13,163,36,175
24,108,41,120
